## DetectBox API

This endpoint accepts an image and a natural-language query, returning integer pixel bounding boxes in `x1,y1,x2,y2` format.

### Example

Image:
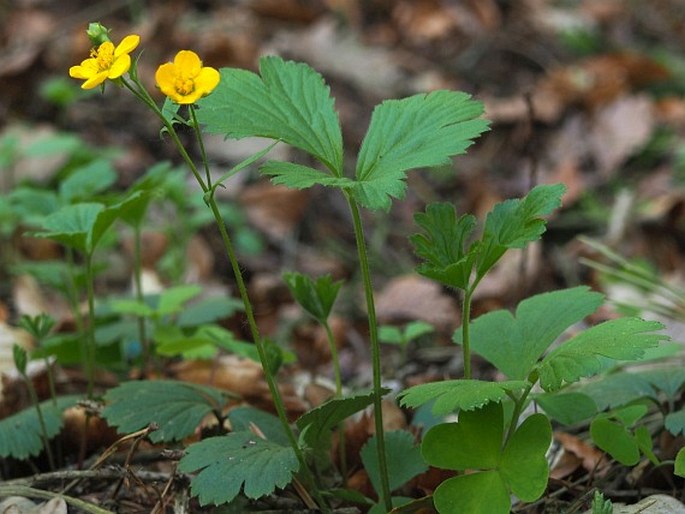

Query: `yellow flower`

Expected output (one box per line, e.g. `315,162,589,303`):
155,50,220,104
69,34,140,90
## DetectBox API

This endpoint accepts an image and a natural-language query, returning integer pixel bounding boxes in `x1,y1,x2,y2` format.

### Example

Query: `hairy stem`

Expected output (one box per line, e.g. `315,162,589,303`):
323,320,347,484
84,254,97,399
346,195,392,512
461,288,474,380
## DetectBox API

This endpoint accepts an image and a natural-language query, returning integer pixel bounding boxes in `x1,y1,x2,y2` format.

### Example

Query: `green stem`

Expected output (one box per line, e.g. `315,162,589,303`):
189,106,213,189
461,288,474,380
503,382,534,447
126,79,328,511
345,195,392,512
84,254,97,399
323,320,347,485
24,376,55,470
206,196,329,512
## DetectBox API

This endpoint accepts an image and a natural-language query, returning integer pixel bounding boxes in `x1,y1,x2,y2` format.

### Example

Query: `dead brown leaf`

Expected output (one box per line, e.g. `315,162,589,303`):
241,182,310,241
375,275,459,331
553,431,608,477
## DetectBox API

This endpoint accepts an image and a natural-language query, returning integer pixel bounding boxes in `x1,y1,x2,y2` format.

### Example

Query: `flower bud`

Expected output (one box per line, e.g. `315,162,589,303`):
86,22,112,46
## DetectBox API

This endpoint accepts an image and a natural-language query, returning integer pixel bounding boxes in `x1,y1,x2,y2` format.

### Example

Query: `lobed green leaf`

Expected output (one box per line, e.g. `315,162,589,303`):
102,380,228,442
197,56,343,174
179,431,299,506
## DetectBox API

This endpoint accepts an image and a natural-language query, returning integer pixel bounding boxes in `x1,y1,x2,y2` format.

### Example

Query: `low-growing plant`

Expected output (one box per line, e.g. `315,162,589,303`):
0,20,679,514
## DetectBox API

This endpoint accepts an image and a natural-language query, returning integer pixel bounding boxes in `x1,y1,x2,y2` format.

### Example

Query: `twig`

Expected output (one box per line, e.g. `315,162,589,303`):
0,484,113,514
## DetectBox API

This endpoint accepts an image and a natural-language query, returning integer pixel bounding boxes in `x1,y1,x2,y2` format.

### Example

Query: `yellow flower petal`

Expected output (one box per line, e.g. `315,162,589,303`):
194,67,220,95
174,50,202,77
114,34,140,57
108,54,131,79
82,71,109,89
155,62,178,96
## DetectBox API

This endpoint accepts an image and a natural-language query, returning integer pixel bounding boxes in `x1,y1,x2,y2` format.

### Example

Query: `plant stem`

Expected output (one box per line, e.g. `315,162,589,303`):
345,195,392,513
84,254,97,399
461,287,474,379
24,376,55,470
129,82,329,511
205,196,329,512
189,106,213,189
503,382,534,447
323,320,347,484
132,224,149,371
0,485,113,514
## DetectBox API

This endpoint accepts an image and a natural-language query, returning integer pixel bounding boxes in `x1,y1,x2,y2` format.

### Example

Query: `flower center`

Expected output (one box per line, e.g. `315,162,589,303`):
174,77,195,95
91,42,115,71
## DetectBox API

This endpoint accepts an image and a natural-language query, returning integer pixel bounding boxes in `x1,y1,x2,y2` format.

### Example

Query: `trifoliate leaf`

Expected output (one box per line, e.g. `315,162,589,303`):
422,402,551,514
197,56,343,174
398,379,527,416
410,202,477,290
537,318,667,392
477,184,565,278
179,431,299,506
0,396,80,459
360,430,427,495
353,91,488,211
456,287,603,380
283,271,342,324
102,380,228,443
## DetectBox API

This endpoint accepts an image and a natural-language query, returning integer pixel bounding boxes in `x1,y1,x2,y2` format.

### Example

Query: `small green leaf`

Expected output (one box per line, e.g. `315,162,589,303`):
0,396,80,459
58,159,117,204
179,431,299,506
410,202,477,290
296,390,381,451
360,430,427,495
283,271,342,323
379,325,404,344
590,405,649,466
638,367,685,400
538,318,667,392
109,299,155,318
477,184,566,278
227,406,290,447
12,344,28,375
674,447,685,477
398,379,527,416
197,56,343,174
102,380,228,442
156,284,203,316
176,296,243,327
578,372,656,411
404,321,434,341
353,91,488,211
535,392,597,425
665,409,685,436
457,287,604,380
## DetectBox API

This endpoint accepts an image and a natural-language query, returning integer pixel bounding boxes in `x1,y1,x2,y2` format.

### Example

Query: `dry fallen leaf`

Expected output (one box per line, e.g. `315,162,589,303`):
553,431,608,477
241,182,310,241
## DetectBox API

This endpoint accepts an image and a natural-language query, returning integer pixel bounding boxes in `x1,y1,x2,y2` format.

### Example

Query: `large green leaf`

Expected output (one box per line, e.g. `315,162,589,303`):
577,372,656,410
398,379,527,416
260,161,354,190
456,287,604,380
102,380,228,442
0,396,80,459
58,159,117,204
197,56,343,174
179,431,299,506
535,392,597,425
476,184,566,278
353,91,488,211
410,202,477,290
422,402,551,514
537,318,667,392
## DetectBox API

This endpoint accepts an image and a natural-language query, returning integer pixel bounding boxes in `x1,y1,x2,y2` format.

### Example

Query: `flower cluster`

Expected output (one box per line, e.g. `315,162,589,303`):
69,24,219,104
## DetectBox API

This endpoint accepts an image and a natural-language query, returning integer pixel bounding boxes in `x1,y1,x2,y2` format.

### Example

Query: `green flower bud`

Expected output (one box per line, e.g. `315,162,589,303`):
86,22,112,46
